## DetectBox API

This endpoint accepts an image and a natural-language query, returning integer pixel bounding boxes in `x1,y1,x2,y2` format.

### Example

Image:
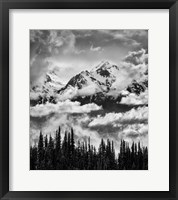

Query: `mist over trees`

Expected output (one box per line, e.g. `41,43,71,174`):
30,127,148,170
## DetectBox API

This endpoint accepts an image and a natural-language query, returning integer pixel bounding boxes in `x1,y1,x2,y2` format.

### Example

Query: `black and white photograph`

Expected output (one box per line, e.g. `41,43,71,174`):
30,29,148,170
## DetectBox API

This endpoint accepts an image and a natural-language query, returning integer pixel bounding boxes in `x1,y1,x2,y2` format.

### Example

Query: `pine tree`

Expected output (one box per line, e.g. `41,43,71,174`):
138,141,143,169
131,141,135,169
118,140,124,169
71,128,75,168
30,127,148,170
44,135,48,149
87,137,92,169
71,128,75,154
143,147,148,169
110,141,117,169
44,135,48,168
55,127,61,169
61,132,68,169
30,146,37,170
37,131,44,169
46,135,55,169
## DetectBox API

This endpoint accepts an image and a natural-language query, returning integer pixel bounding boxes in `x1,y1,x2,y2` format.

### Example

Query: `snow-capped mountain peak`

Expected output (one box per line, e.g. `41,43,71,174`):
89,61,120,89
45,70,63,85
30,69,64,105
66,71,89,89
95,60,110,69
30,60,148,106
93,60,119,70
92,61,114,72
55,61,121,101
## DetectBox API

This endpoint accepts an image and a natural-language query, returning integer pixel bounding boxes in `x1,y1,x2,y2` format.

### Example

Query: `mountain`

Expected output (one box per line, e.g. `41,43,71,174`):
127,79,148,95
57,61,120,100
65,61,119,91
90,61,119,87
30,61,148,106
30,70,64,106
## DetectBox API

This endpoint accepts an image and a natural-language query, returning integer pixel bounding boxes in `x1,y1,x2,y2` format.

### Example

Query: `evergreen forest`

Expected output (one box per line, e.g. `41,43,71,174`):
30,127,148,170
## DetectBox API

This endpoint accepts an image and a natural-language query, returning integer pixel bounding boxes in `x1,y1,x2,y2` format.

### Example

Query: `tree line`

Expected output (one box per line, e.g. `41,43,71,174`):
30,127,148,170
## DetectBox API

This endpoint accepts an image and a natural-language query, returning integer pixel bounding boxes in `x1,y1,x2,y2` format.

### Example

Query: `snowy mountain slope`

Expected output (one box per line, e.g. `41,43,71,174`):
30,60,148,106
90,61,120,88
56,61,120,101
30,70,64,105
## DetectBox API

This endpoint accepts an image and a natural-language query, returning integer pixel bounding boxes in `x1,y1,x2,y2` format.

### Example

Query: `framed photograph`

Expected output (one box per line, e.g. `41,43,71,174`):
0,0,177,199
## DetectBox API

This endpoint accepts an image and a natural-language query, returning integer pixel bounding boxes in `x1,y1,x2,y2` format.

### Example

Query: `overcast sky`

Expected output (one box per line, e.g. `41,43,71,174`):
30,29,148,84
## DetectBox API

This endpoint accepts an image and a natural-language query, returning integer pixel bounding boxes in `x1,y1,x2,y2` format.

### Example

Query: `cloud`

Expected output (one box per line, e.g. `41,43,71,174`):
122,123,148,138
30,30,85,83
54,81,105,101
30,57,50,85
97,30,147,48
112,33,141,47
30,101,102,147
30,30,87,58
86,107,148,148
30,112,101,149
74,30,93,38
123,48,148,65
88,106,148,127
48,30,64,48
30,30,79,56
30,30,148,86
120,89,148,105
112,48,148,104
90,44,103,52
30,100,102,117
121,49,148,78
108,49,148,97
71,125,100,147
78,83,103,97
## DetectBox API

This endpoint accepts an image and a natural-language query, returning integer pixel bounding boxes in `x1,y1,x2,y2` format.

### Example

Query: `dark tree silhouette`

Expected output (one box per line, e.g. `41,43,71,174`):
37,131,45,169
55,127,61,169
30,146,37,170
30,127,148,170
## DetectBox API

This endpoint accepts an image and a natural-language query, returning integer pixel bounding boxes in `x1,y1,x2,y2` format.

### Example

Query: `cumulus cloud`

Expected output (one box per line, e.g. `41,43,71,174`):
78,84,104,97
120,89,148,105
86,106,148,149
30,101,102,147
121,48,148,81
30,102,101,147
123,48,148,65
122,123,148,138
88,106,148,127
72,125,100,147
109,48,148,96
30,112,101,149
30,100,102,117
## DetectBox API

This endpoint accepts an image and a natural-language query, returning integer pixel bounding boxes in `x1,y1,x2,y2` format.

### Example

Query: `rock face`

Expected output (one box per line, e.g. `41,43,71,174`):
30,61,148,106
127,80,148,95
57,61,120,100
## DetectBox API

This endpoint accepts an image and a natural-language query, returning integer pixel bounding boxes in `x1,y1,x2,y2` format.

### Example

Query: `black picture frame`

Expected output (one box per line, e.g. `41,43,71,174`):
0,0,177,199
